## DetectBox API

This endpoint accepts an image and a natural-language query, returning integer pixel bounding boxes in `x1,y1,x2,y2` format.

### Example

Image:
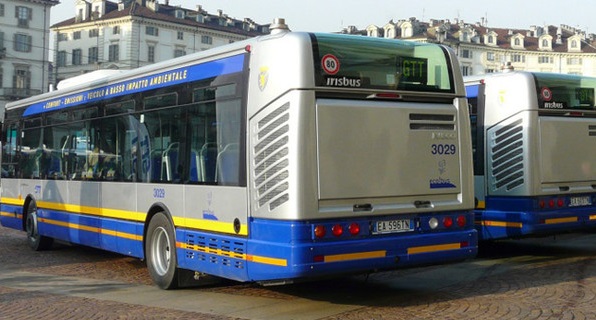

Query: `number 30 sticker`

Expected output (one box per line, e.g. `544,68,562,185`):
321,54,340,75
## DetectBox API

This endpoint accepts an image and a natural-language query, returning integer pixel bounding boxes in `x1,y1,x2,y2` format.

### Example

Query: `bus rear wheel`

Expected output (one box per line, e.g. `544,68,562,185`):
146,212,179,289
25,201,53,251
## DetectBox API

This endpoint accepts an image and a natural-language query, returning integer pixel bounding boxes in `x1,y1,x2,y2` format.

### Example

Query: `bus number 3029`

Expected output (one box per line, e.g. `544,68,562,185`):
431,144,456,155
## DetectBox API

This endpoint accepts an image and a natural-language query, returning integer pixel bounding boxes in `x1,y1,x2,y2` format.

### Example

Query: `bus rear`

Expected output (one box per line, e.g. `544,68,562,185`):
466,71,596,240
241,31,477,282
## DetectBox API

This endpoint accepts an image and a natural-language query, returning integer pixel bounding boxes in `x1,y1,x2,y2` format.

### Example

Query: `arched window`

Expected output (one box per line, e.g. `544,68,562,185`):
514,38,520,46
542,39,548,47
488,35,493,43
571,40,578,48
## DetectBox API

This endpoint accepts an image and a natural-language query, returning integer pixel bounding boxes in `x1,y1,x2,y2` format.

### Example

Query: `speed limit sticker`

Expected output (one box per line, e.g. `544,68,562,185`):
541,87,552,101
321,54,340,75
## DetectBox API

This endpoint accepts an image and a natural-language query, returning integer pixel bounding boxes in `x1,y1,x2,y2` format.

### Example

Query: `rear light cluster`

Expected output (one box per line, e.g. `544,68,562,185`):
537,195,595,210
314,222,362,239
428,214,468,230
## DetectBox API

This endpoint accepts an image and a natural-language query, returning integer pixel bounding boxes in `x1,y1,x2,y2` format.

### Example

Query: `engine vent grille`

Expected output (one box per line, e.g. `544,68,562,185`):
184,233,245,269
254,103,290,211
491,119,524,191
589,125,596,136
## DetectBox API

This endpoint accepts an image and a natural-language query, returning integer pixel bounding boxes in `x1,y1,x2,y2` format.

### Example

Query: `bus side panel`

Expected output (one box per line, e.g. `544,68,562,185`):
0,203,23,230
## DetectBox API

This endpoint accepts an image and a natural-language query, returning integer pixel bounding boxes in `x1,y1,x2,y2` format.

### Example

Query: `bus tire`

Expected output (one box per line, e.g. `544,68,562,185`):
145,212,179,289
25,201,53,251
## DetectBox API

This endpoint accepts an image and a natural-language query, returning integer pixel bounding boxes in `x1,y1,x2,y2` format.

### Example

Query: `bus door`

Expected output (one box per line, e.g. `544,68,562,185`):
466,83,487,208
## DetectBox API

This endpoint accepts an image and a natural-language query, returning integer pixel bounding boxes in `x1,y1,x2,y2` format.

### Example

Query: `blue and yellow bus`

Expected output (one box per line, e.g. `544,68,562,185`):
466,71,596,240
1,21,476,289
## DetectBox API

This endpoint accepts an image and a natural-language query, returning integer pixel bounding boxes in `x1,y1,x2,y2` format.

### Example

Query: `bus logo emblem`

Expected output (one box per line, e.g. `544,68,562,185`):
258,66,269,91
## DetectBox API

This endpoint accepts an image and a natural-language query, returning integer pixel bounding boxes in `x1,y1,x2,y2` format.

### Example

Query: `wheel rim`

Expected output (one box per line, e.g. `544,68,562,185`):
26,208,38,242
151,226,171,276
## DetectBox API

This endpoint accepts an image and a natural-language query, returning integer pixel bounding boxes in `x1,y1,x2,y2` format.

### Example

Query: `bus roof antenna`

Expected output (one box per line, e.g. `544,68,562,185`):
270,18,290,35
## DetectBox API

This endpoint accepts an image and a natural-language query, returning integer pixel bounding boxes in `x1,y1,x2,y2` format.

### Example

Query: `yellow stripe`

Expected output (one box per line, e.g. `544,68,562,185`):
0,211,22,219
476,200,486,209
477,220,523,228
544,217,578,225
408,243,462,255
2,196,247,236
1,197,25,206
590,215,596,221
38,201,147,222
40,217,143,241
246,254,288,267
182,217,248,236
323,250,386,263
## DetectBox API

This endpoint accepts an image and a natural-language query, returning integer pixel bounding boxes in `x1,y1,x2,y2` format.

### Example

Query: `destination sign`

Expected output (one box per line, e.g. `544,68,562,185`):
398,56,428,84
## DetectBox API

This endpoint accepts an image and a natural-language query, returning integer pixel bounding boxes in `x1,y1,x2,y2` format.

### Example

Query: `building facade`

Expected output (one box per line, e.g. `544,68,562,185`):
342,17,596,77
0,0,58,111
51,0,268,84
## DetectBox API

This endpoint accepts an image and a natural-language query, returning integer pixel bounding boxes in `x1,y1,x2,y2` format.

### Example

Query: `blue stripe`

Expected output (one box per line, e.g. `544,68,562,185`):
24,54,245,116
465,84,479,98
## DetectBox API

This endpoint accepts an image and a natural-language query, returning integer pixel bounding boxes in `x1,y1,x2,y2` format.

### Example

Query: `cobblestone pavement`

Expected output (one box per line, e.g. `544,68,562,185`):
1,224,595,319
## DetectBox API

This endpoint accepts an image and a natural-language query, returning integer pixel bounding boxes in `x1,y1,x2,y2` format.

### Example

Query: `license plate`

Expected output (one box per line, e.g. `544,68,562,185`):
373,219,413,234
569,196,592,207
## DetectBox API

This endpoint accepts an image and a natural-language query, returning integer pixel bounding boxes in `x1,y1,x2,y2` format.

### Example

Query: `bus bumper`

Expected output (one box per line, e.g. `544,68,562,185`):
475,207,596,241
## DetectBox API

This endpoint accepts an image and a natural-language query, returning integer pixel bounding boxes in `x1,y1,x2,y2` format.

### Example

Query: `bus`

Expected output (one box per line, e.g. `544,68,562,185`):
1,20,476,289
466,71,596,240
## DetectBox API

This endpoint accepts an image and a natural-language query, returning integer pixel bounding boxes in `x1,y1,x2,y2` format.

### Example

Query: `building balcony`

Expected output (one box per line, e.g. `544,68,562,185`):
0,87,42,100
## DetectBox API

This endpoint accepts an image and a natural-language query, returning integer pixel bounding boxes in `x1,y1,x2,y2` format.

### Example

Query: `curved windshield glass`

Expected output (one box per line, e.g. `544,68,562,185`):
312,33,455,93
533,72,596,110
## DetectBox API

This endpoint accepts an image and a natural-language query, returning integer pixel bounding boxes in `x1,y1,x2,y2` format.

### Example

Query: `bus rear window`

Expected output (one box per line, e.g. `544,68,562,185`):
312,33,454,93
534,73,596,110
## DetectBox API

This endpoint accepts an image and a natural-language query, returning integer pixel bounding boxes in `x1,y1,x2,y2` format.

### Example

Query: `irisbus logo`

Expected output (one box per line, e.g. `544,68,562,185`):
325,76,362,88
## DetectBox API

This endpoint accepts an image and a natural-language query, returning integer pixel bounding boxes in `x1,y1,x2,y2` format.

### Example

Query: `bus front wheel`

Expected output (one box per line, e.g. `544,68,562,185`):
145,212,179,289
25,201,53,251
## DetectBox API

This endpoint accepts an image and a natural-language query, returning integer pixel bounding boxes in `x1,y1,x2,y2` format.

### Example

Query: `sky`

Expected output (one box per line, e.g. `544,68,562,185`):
50,0,596,34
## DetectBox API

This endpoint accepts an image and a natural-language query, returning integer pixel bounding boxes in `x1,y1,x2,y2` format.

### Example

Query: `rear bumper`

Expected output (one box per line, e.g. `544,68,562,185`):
245,217,478,282
475,208,596,240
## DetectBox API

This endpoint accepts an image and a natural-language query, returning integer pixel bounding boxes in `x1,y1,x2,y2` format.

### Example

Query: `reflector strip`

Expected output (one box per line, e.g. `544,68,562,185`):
408,243,461,255
544,217,578,224
476,200,486,209
323,250,386,263
246,254,288,267
477,220,523,228
590,215,596,221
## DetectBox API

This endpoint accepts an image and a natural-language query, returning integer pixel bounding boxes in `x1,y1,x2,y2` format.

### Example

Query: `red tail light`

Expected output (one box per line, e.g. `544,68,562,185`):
549,199,555,208
332,224,343,237
539,200,546,209
348,223,360,236
314,225,326,238
557,199,565,207
456,215,466,227
443,217,453,228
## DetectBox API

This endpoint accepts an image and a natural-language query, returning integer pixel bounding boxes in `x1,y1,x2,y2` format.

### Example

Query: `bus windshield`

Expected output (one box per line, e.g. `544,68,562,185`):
312,33,455,93
534,72,596,110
